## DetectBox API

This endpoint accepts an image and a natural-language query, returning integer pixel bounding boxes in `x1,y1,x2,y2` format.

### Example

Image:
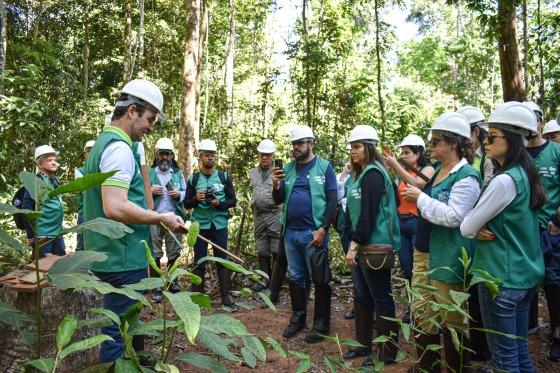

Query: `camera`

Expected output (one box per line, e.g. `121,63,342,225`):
205,187,215,202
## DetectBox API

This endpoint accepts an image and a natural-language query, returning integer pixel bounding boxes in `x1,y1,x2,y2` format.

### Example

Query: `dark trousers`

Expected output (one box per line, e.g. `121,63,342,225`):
397,216,416,280
39,236,66,258
351,265,394,315
193,225,228,273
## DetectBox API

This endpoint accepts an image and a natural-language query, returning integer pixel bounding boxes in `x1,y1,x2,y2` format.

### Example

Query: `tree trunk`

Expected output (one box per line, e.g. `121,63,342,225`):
123,0,133,83
224,0,235,128
82,5,90,98
179,0,200,177
497,0,526,101
302,0,312,128
131,0,145,77
522,0,529,94
536,0,545,106
0,0,5,81
194,0,208,146
374,0,386,141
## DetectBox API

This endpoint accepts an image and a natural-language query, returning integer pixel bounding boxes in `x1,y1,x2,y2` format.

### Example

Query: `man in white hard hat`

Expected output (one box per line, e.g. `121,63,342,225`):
249,139,282,291
148,137,187,302
21,145,66,257
543,119,560,144
74,140,95,251
271,125,338,343
183,139,239,310
524,101,560,360
83,79,184,364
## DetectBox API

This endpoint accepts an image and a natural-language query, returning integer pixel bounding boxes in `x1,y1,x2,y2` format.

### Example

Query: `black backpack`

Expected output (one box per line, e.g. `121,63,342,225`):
12,187,29,230
189,171,228,190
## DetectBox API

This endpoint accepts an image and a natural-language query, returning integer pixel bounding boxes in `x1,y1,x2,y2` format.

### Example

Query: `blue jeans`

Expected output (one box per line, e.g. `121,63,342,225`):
479,283,536,373
284,228,329,288
40,236,66,258
93,268,147,363
193,225,228,274
398,216,416,280
351,265,393,314
76,213,84,251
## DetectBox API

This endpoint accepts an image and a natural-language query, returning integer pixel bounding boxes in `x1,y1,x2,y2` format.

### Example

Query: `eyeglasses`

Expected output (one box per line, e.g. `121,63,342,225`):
485,134,507,144
429,137,441,147
547,133,559,140
291,140,311,147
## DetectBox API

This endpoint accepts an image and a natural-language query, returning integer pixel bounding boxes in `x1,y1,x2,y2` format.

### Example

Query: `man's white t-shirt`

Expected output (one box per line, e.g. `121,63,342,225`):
100,142,135,187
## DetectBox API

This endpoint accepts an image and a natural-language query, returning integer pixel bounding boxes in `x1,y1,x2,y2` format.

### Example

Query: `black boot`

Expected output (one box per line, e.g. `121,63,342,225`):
132,335,155,367
468,285,490,362
283,282,307,339
528,292,539,334
408,333,441,373
443,329,470,373
269,252,287,303
190,267,205,293
151,257,163,303
363,310,399,366
545,284,560,361
304,284,331,344
253,255,272,291
343,300,373,360
217,265,239,311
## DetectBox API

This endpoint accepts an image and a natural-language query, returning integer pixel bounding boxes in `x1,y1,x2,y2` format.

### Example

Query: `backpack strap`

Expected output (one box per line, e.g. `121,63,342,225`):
189,172,201,190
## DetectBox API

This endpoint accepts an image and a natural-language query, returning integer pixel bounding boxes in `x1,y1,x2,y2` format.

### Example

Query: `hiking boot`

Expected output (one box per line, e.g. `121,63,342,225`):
283,282,307,339
217,266,239,311
304,284,331,344
343,300,373,360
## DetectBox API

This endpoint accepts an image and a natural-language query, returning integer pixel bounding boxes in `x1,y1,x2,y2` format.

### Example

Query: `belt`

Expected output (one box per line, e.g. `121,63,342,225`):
398,213,416,220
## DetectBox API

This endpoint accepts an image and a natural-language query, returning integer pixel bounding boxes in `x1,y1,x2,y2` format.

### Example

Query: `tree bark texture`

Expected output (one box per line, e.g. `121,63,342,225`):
374,0,386,141
302,0,312,129
180,0,200,177
224,0,235,128
522,0,529,94
131,0,145,77
123,0,133,83
82,5,90,98
0,286,102,372
0,0,5,80
195,0,208,145
497,0,526,101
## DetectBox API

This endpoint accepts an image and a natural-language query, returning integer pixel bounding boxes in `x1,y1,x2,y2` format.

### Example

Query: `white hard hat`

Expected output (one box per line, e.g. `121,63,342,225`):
257,139,276,153
290,125,315,142
523,101,543,118
457,105,485,126
543,120,560,135
35,145,58,160
119,79,166,120
198,139,217,153
399,134,425,149
348,125,379,144
105,114,112,126
155,137,174,152
84,140,95,150
488,101,538,135
429,112,471,139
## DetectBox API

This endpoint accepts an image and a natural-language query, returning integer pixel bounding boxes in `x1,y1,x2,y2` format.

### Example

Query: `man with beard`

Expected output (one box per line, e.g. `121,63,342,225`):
148,137,187,302
184,139,239,310
271,125,338,343
83,79,185,363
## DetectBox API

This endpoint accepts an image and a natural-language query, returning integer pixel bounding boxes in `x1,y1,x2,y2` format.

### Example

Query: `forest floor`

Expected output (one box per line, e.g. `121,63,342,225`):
145,274,560,373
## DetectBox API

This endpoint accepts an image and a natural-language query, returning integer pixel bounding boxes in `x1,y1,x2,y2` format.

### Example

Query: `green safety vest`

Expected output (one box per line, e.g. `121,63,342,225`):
77,166,85,215
427,163,480,284
83,125,150,272
346,162,401,250
36,174,64,237
280,156,330,230
470,166,544,289
532,141,560,229
148,167,187,219
188,171,229,230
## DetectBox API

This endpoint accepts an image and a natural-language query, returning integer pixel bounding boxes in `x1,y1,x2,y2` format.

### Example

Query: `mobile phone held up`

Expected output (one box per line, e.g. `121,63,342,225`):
274,159,283,170
165,181,174,191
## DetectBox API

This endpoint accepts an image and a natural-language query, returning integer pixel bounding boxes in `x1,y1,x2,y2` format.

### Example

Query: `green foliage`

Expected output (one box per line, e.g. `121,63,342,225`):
175,352,228,373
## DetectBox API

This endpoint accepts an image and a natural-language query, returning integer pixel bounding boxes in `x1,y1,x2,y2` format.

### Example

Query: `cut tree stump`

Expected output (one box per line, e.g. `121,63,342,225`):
0,285,103,372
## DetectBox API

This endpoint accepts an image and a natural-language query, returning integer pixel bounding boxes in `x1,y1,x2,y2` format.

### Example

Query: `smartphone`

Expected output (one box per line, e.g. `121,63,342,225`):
274,159,283,169
165,181,174,191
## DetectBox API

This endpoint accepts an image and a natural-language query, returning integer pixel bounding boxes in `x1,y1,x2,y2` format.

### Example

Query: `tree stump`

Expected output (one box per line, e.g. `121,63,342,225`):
0,285,103,372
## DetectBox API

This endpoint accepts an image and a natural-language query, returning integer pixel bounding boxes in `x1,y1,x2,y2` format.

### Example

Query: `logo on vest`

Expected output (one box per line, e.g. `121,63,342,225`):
313,175,325,185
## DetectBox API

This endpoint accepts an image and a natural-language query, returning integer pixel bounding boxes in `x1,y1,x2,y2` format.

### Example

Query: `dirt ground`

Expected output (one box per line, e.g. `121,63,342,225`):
146,277,560,373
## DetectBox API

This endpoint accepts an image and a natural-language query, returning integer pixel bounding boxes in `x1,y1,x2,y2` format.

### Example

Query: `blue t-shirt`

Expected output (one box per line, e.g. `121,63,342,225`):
284,157,337,230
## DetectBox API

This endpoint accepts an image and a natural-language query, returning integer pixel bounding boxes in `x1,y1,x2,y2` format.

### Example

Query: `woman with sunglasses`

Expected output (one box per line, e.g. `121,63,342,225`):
461,102,546,372
401,112,480,373
343,125,401,366
543,119,560,144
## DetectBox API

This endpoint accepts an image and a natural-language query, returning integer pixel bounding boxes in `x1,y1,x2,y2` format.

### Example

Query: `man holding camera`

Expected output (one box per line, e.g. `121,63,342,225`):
148,137,187,302
184,139,239,310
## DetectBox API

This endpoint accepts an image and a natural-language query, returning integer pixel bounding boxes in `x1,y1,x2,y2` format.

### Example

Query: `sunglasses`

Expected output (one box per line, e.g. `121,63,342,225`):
485,134,507,144
291,140,311,147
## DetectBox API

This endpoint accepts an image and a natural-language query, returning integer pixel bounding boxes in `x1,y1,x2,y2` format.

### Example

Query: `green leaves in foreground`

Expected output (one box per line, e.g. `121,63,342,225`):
176,352,227,373
48,251,107,274
62,217,133,239
48,170,117,198
164,291,201,343
0,301,33,328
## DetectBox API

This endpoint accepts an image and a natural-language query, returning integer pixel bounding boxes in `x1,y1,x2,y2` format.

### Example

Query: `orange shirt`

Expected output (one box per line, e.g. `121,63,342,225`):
397,171,418,216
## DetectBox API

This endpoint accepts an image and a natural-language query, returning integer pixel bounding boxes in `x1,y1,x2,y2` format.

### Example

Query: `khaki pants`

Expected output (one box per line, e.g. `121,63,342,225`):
151,224,183,260
411,250,467,334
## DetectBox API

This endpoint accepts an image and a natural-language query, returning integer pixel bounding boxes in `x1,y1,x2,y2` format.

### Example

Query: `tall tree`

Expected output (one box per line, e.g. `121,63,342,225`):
522,0,529,93
180,0,200,176
302,0,312,128
194,0,208,145
82,3,90,98
224,0,235,128
131,0,145,76
497,0,526,101
123,0,133,83
0,0,5,80
374,0,386,141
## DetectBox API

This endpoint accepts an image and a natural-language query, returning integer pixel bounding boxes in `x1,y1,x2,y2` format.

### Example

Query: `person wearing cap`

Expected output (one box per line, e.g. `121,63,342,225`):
461,101,547,372
249,139,282,291
458,105,495,187
83,79,184,364
183,139,239,310
401,112,480,372
271,125,338,343
524,101,560,361
342,125,401,366
148,137,187,302
543,119,560,144
22,145,66,258
74,140,95,251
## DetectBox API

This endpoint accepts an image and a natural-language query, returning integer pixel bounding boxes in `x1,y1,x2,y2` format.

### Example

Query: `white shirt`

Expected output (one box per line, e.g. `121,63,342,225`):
99,141,135,187
136,142,146,166
417,158,481,228
460,174,517,238
154,167,186,214
336,172,350,212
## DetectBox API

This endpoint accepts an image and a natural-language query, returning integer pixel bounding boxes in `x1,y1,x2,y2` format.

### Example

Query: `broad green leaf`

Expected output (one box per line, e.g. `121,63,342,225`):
142,240,162,276
396,350,407,362
258,292,276,311
77,317,112,330
190,293,212,310
20,170,49,203
238,287,252,297
265,337,286,358
120,302,142,327
49,171,117,198
200,314,249,336
253,269,269,280
154,362,180,373
164,291,200,343
91,308,121,327
197,329,240,362
426,344,443,351
24,358,54,372
56,315,78,351
241,347,257,368
449,289,470,307
0,203,40,217
48,251,108,274
0,301,33,328
115,357,141,372
186,221,200,247
323,356,337,373
62,218,133,239
169,268,201,285
0,228,26,253
60,334,114,360
196,256,252,275
175,352,228,373
123,277,164,291
341,338,366,348
242,336,266,362
78,362,114,373
401,322,411,341
373,335,389,343
447,327,461,353
460,247,470,268
295,358,311,373
142,319,183,331
289,350,311,360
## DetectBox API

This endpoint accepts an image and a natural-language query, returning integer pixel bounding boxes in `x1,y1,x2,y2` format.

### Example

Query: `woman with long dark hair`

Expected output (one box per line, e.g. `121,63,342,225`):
461,102,546,372
342,125,401,366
